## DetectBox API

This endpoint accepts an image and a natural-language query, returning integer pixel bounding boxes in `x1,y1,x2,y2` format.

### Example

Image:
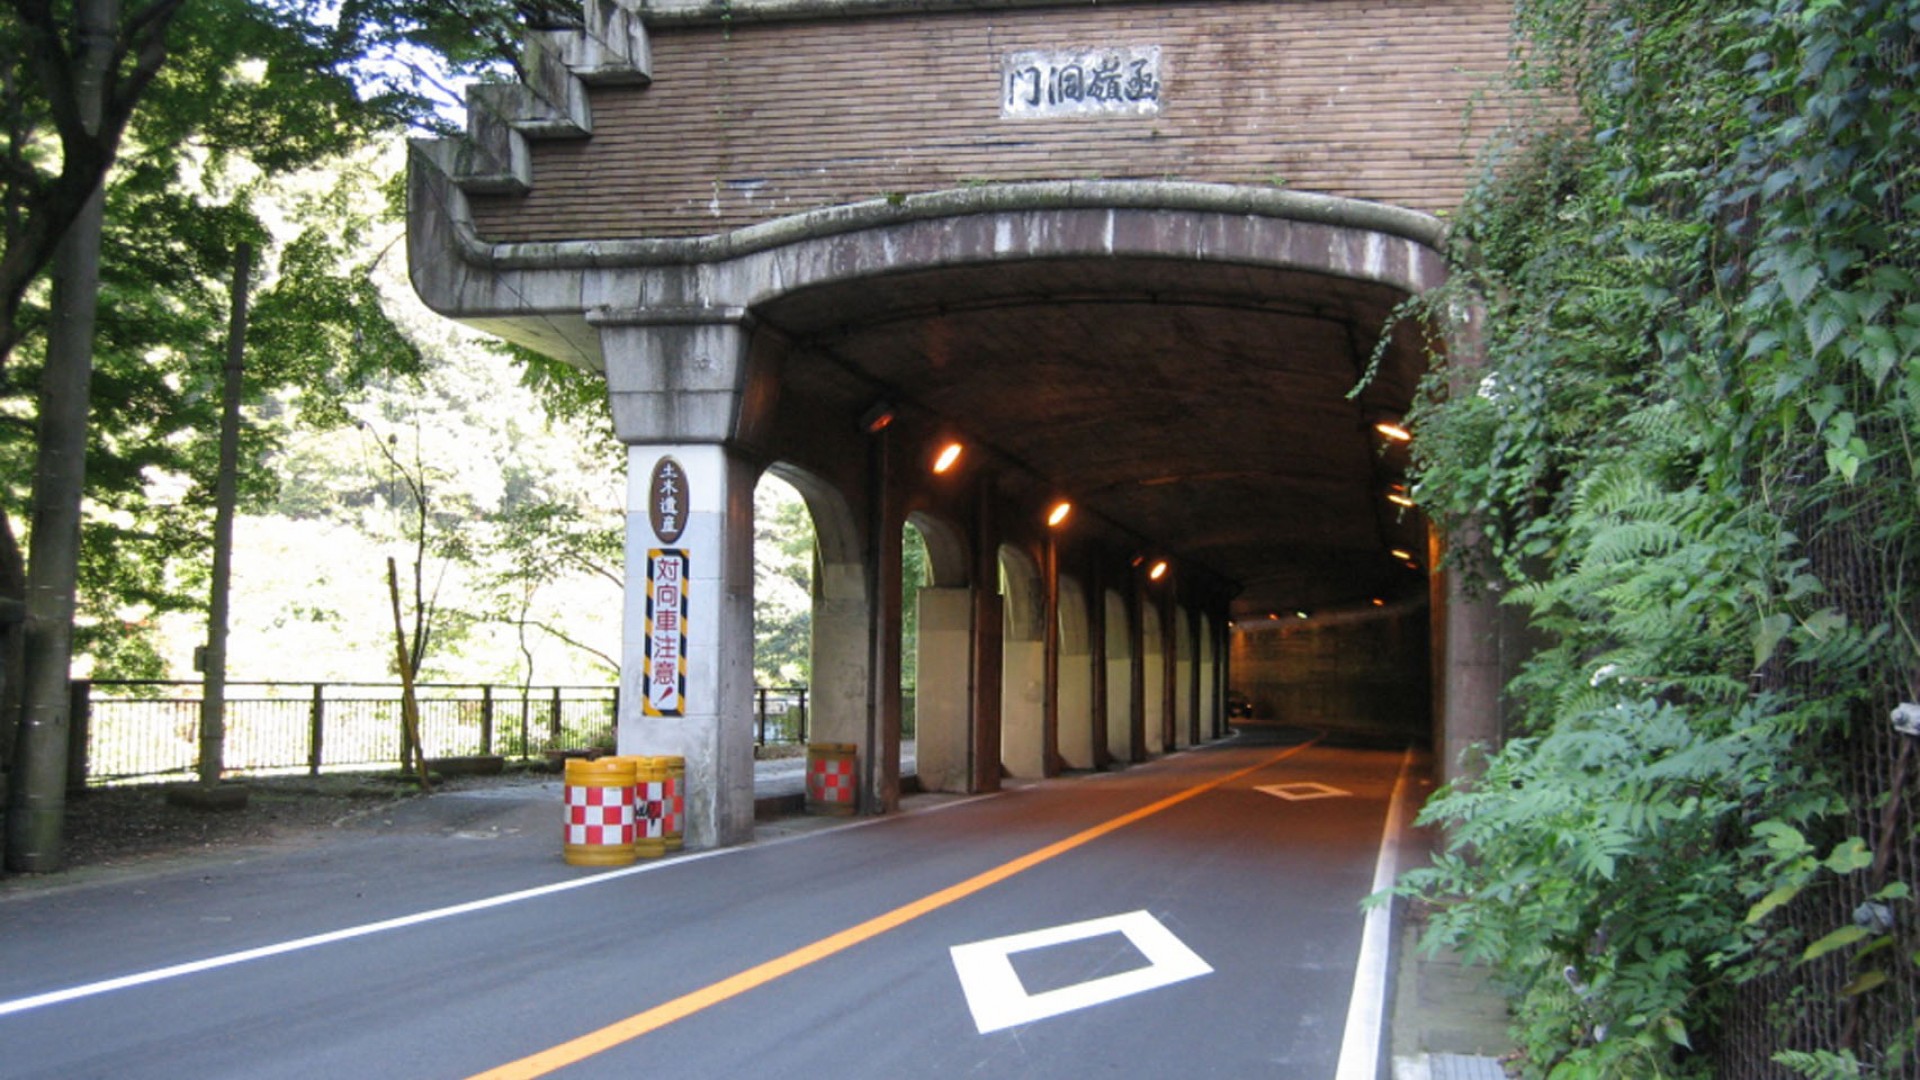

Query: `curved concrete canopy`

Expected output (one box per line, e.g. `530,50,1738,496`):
408,175,1444,620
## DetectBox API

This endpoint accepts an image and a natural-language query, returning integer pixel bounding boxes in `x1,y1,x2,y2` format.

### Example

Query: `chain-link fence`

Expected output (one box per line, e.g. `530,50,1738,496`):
1717,468,1919,1076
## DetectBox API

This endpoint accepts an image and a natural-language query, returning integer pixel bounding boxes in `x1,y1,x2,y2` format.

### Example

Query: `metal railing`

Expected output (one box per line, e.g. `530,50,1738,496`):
73,680,825,785
75,680,622,784
752,686,808,746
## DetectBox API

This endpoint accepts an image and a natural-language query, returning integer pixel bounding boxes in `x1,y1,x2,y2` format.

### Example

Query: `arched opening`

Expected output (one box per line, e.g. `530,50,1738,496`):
762,463,867,753
999,544,1045,778
751,473,816,748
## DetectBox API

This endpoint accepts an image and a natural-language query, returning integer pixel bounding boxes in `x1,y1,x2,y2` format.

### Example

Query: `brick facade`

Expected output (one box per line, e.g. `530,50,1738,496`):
466,0,1514,242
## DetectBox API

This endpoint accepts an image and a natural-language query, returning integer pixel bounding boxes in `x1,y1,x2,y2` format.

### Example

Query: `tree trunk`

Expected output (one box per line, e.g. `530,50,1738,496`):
197,242,250,788
4,0,116,873
4,180,103,872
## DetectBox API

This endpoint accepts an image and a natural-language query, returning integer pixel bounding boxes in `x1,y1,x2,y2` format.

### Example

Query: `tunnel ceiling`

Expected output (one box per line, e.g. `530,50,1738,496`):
754,255,1433,620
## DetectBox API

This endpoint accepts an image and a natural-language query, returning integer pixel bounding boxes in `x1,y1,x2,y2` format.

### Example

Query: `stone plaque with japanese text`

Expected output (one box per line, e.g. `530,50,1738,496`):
1003,46,1164,119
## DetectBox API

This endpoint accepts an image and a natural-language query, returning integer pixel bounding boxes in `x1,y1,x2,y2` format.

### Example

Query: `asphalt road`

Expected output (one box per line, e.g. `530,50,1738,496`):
0,733,1412,1079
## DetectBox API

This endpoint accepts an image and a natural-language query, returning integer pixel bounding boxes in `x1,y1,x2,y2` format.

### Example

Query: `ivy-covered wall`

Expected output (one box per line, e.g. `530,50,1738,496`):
1394,1,1920,1077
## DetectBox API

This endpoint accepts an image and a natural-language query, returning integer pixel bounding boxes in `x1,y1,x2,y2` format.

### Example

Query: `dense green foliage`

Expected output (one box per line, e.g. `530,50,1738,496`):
1395,1,1920,1076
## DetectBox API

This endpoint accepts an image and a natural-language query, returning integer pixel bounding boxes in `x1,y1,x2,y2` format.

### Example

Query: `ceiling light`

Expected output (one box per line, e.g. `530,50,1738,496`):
860,402,896,434
931,441,963,474
1047,500,1072,527
1375,421,1412,443
1148,560,1168,581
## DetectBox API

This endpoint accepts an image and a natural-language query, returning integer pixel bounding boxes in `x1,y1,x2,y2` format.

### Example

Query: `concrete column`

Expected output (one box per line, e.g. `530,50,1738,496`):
1105,588,1133,764
1041,534,1062,776
915,587,974,792
863,432,903,813
1439,552,1501,785
619,444,757,849
600,315,763,849
970,487,1003,792
1000,545,1046,778
1197,613,1217,742
1158,591,1178,754
1087,567,1111,770
1056,578,1093,771
809,555,869,748
1143,601,1166,756
1175,606,1195,749
1001,637,1047,776
1213,612,1231,739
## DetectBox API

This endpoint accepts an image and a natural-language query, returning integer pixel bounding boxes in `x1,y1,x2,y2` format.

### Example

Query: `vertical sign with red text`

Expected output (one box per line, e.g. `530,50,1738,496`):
645,548,688,716
645,456,690,717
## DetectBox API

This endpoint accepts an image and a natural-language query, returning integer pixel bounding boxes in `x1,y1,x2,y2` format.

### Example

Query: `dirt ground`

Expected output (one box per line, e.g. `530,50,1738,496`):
0,767,552,881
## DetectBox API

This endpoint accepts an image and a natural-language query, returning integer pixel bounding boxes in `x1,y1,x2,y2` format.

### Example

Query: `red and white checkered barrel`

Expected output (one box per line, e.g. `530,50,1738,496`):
805,742,858,816
634,756,669,858
562,757,637,867
656,755,686,851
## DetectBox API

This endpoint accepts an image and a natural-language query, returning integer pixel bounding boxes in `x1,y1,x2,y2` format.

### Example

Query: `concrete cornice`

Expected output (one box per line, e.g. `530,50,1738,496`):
639,0,1218,27
436,180,1449,273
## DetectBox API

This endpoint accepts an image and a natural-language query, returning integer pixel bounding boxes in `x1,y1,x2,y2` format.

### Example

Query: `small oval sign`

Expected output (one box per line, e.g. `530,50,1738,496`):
648,456,688,543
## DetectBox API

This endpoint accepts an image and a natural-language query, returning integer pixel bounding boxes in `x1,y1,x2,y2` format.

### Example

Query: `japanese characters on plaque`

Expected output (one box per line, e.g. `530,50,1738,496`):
1002,46,1163,119
648,456,686,544
645,456,689,717
645,548,688,717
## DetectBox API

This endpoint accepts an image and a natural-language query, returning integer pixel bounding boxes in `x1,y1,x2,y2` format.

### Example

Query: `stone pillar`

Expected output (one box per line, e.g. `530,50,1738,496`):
1159,590,1178,754
1142,601,1166,756
1440,566,1501,785
619,443,757,849
863,432,903,813
1041,533,1062,777
915,587,974,793
1198,613,1218,741
1087,566,1111,770
970,489,1003,792
809,556,870,748
1434,305,1504,784
1175,606,1196,749
1105,588,1134,764
1056,579,1094,771
599,315,763,848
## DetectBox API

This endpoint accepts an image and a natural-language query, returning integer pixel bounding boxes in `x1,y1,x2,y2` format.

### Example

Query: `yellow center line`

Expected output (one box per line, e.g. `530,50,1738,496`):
470,738,1318,1080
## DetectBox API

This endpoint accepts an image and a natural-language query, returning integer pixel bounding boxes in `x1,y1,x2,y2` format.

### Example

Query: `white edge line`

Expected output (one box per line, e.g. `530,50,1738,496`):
1334,745,1416,1080
0,845,732,1019
0,790,995,1020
